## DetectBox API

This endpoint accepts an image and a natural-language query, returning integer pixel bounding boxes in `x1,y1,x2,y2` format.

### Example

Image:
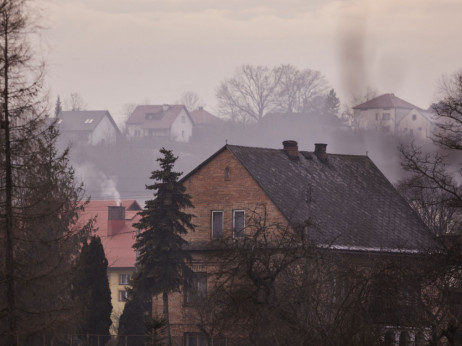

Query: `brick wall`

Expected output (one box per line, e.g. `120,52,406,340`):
152,147,288,340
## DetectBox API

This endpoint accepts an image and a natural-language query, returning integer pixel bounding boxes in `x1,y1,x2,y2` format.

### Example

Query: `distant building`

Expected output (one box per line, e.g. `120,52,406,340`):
353,93,435,139
79,199,142,334
57,110,121,146
189,107,224,126
125,104,193,142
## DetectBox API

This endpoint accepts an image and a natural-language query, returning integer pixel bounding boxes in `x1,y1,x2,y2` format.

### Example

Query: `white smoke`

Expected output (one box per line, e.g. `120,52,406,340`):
73,161,121,205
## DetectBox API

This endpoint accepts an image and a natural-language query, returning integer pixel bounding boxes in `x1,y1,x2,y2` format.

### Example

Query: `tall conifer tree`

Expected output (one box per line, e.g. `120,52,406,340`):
132,148,195,346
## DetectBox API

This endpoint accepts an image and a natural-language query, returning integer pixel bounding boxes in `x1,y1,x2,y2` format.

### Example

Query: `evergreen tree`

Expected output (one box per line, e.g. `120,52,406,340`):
76,236,112,345
54,95,62,117
132,148,196,346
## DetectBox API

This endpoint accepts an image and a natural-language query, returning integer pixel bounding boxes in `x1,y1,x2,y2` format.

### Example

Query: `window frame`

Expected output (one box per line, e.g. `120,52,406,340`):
233,210,245,239
382,113,391,120
119,273,130,285
211,211,224,239
119,290,128,302
184,272,207,305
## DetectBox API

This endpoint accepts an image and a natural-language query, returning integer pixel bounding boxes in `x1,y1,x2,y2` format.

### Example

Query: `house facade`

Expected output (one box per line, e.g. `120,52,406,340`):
57,110,121,146
152,141,436,345
80,200,142,334
125,104,193,143
353,93,435,139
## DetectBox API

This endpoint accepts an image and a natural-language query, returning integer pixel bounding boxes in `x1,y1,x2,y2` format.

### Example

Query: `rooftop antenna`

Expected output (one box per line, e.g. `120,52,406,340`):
366,150,369,156
226,139,228,145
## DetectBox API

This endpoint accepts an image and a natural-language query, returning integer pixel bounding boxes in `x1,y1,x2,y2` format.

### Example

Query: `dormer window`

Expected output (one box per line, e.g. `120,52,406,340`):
84,118,94,124
225,167,230,180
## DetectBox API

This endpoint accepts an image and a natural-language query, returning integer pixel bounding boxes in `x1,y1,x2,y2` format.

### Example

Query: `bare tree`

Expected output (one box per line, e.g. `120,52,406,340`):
274,64,328,113
65,92,87,111
216,64,329,123
341,86,378,131
216,65,283,123
179,91,205,112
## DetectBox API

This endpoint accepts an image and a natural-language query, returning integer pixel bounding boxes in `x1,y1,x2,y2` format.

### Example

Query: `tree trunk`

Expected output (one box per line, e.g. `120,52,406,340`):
163,291,172,346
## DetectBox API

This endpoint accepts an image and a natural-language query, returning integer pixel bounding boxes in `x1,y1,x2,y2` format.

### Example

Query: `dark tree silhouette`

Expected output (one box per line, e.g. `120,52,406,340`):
132,148,196,346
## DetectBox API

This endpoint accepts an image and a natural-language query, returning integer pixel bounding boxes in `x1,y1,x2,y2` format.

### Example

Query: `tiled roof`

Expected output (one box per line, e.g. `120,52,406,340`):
189,108,223,125
57,110,120,133
353,94,421,110
185,144,436,252
78,200,141,268
126,105,189,129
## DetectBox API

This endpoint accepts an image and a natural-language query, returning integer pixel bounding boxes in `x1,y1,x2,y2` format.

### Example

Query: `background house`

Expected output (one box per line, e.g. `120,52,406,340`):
125,104,193,143
57,110,121,146
153,141,436,345
79,199,141,334
353,93,435,139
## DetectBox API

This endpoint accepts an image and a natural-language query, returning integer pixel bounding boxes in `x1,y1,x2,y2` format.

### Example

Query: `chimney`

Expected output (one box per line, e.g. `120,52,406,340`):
282,140,299,160
314,143,327,162
108,205,126,236
162,104,170,111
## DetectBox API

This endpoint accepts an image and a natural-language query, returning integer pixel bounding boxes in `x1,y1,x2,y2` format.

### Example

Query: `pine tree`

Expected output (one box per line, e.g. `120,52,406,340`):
76,236,112,345
54,95,62,117
118,291,151,346
132,148,195,346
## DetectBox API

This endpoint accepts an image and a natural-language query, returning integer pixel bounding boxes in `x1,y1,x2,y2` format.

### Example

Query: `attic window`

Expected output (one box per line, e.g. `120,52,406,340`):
224,167,230,180
412,114,417,120
84,118,94,124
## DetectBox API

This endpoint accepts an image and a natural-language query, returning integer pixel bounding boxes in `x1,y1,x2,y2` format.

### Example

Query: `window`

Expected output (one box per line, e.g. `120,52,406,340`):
382,113,390,120
375,113,378,121
119,290,128,302
412,114,417,120
184,272,207,305
224,167,230,180
233,210,245,238
119,274,130,285
211,211,223,239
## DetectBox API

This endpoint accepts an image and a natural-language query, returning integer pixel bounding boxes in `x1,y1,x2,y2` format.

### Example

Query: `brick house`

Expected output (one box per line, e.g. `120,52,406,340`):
153,141,436,345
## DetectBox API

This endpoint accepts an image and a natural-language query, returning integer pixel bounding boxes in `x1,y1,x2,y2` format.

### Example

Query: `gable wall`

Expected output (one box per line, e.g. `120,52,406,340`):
397,110,433,139
170,108,192,142
183,148,288,243
90,115,118,145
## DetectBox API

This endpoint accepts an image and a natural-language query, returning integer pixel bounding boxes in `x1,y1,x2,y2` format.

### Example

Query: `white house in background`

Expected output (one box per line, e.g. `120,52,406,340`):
353,93,435,139
57,110,121,146
125,104,193,143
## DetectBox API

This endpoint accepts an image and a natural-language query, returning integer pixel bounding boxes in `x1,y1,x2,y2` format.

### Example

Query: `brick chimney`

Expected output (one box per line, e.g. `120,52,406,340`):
108,205,126,236
282,140,299,160
314,143,327,162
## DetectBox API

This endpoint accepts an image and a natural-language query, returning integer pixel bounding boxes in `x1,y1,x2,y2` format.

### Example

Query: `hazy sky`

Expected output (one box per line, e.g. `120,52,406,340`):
40,0,462,124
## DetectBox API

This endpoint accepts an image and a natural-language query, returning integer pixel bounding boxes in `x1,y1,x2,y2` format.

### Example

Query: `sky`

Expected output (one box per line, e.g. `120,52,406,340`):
39,0,462,125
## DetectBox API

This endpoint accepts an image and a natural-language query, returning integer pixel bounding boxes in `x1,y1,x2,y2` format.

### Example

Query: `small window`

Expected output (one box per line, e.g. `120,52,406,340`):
382,113,390,120
211,211,223,239
119,274,130,285
224,167,230,180
412,114,417,120
375,113,378,121
119,290,128,302
233,210,245,238
418,127,422,131
184,272,207,305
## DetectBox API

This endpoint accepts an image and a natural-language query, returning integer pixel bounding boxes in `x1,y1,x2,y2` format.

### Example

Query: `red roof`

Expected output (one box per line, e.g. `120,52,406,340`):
353,93,421,110
126,105,188,129
79,200,142,268
189,107,224,125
